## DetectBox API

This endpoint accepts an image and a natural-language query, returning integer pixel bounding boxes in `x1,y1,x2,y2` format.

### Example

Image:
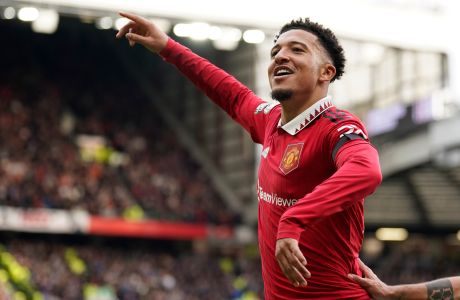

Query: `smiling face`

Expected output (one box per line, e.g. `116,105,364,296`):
268,29,334,102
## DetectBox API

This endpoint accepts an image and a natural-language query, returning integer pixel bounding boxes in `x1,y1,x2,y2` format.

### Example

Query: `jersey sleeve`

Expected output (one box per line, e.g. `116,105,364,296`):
323,111,370,162
277,112,382,241
159,38,275,144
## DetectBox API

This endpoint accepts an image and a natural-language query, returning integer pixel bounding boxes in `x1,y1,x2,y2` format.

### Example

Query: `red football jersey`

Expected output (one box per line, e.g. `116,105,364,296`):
161,38,381,299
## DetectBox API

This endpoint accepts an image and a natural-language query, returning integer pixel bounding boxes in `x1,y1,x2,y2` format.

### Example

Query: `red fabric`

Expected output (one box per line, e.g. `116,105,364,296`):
160,38,381,299
277,141,382,240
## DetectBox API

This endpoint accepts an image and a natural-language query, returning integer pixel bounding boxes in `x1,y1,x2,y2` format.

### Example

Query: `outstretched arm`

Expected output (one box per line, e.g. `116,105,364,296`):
349,259,460,300
115,12,270,144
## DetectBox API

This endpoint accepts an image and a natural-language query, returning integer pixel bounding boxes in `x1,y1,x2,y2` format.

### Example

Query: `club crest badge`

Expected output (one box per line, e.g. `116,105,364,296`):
279,143,304,175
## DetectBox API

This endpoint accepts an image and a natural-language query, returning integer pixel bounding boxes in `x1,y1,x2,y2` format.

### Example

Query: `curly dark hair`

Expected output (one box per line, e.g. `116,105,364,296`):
275,18,346,82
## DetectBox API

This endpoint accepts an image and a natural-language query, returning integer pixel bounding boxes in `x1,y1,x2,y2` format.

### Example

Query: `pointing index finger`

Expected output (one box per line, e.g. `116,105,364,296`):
119,11,148,26
116,20,134,38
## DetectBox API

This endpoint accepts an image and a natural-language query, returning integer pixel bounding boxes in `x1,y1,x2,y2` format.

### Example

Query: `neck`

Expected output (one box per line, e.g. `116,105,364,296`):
280,91,328,125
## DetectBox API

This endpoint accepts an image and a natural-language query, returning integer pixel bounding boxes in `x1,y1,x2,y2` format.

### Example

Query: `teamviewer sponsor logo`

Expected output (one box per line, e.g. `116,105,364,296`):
257,182,298,207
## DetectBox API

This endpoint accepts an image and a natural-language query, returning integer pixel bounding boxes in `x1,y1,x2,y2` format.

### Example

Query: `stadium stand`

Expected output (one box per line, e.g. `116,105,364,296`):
0,234,262,300
365,164,460,229
365,176,421,226
0,18,239,225
364,235,460,286
409,166,460,226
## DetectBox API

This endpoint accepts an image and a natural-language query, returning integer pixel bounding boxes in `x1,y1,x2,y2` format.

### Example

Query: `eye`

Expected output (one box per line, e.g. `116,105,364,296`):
292,47,304,53
270,49,279,58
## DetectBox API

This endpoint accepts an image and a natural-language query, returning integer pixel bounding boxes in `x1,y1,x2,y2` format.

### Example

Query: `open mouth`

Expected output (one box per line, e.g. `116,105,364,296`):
274,66,294,77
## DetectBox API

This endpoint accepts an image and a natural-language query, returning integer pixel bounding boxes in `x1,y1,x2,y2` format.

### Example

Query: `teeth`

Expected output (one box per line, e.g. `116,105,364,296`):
275,68,292,76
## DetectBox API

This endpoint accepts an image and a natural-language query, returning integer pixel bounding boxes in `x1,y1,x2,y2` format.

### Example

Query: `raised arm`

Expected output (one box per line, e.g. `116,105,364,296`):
115,12,271,144
349,259,460,300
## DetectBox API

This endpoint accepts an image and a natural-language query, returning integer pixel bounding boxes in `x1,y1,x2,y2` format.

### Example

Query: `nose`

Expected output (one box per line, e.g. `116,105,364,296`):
274,48,289,64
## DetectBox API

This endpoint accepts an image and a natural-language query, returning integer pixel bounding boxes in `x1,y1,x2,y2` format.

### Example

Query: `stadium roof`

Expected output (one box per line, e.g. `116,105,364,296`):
7,0,459,52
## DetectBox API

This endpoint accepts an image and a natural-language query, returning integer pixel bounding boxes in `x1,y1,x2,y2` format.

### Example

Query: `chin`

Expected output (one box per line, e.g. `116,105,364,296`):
271,88,293,102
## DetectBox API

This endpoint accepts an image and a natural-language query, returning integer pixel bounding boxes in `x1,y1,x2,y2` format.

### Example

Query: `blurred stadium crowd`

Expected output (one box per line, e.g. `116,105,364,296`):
1,235,459,300
364,237,460,285
0,20,238,225
0,236,262,300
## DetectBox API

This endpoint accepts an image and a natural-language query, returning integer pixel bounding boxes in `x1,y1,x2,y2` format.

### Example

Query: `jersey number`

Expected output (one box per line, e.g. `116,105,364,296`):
337,124,367,140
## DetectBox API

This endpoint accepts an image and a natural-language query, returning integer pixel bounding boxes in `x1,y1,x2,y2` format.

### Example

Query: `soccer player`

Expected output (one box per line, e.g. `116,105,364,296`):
349,258,460,300
116,12,382,299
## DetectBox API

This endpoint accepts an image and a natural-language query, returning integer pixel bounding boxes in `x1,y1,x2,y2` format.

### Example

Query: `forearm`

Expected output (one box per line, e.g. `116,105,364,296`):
392,277,460,300
159,38,268,142
159,38,255,116
277,141,382,240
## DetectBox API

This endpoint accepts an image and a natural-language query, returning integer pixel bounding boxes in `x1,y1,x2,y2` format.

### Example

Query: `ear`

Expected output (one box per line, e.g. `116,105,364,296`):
319,63,336,82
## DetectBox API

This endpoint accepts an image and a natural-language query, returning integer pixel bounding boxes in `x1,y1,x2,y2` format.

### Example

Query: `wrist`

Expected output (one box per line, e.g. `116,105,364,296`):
387,285,403,300
158,37,175,57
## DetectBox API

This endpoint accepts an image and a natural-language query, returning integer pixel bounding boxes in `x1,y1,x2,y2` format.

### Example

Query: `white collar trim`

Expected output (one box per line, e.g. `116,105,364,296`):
278,96,333,135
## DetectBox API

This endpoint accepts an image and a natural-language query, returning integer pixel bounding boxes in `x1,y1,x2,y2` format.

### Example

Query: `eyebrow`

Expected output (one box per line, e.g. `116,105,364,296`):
271,41,309,53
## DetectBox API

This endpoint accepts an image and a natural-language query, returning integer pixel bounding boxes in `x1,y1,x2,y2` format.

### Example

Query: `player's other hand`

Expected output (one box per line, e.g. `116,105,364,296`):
275,238,311,287
115,12,169,53
348,258,396,300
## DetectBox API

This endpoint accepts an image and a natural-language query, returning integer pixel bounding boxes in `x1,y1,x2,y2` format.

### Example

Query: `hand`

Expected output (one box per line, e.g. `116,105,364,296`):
348,259,397,300
275,238,311,287
115,12,169,53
